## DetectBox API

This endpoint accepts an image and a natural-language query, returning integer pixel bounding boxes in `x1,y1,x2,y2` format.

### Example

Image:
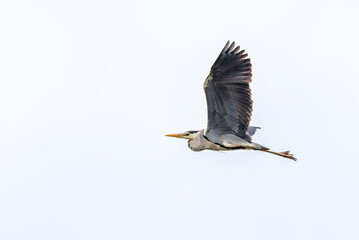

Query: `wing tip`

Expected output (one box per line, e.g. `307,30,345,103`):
221,41,231,53
222,41,249,57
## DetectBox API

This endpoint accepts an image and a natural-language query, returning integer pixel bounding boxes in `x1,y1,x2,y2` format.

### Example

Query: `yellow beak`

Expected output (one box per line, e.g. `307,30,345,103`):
165,133,185,138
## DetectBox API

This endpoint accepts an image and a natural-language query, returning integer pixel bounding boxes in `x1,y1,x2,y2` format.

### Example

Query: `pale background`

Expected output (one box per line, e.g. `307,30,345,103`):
1,0,358,239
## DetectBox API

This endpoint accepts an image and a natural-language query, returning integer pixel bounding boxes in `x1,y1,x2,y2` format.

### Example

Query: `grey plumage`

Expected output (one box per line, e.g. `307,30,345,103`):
166,41,296,161
204,41,253,142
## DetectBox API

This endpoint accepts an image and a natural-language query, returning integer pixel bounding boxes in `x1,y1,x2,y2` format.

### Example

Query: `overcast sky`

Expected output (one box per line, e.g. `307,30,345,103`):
1,0,359,239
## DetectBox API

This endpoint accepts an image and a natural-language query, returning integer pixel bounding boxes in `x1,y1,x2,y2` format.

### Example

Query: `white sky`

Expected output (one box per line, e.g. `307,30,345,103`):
1,0,359,239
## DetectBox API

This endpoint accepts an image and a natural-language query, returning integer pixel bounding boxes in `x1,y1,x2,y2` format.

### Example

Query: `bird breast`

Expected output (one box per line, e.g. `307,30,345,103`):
187,130,225,151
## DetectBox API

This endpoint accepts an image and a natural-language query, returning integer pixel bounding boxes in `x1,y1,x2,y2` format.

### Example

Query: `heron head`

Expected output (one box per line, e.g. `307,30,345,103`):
165,130,199,140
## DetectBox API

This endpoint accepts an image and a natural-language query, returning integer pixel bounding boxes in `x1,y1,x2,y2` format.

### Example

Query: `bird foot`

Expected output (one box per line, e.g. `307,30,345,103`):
279,151,296,161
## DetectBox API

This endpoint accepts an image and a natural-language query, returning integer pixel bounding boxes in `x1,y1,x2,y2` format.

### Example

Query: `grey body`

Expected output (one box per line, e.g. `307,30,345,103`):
166,41,296,160
189,41,266,152
188,129,267,152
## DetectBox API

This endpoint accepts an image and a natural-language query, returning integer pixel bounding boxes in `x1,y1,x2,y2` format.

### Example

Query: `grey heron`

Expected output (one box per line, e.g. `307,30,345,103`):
166,41,296,161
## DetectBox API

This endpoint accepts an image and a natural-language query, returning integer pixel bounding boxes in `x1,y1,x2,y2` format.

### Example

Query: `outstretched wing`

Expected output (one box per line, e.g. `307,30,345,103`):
204,41,253,140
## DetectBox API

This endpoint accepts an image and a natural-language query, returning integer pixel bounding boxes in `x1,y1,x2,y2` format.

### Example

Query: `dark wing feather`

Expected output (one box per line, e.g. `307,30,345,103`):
204,41,253,140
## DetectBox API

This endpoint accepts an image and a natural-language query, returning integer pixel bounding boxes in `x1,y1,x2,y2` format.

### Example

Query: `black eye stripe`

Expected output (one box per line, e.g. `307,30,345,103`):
187,131,198,134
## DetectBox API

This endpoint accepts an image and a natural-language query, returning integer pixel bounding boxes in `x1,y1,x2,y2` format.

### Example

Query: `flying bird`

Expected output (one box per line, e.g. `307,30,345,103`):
166,41,296,161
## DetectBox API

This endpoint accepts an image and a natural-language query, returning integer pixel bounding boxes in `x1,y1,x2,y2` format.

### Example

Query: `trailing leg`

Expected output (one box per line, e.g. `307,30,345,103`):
258,149,296,161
